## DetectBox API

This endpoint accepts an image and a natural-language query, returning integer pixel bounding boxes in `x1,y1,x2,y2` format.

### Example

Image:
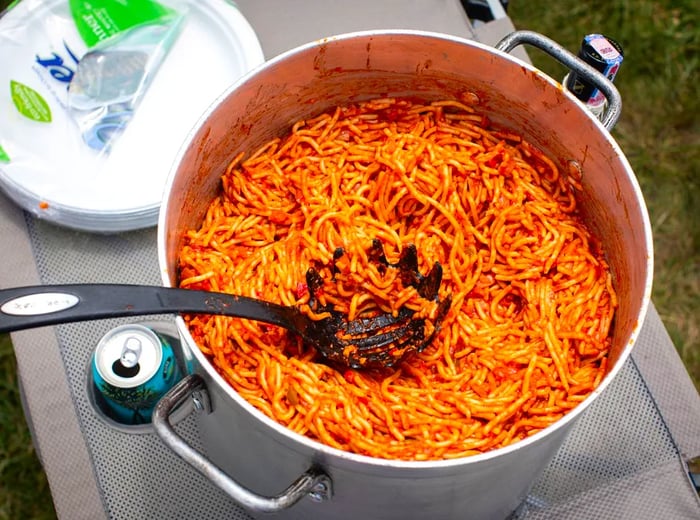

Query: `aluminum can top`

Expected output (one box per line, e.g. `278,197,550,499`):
94,324,163,388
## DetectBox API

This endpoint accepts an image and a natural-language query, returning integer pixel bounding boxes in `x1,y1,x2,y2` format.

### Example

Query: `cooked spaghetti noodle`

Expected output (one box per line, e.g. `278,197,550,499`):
178,97,617,461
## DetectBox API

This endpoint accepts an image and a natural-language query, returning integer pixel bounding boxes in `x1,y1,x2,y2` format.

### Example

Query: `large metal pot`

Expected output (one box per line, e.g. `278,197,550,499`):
155,31,653,520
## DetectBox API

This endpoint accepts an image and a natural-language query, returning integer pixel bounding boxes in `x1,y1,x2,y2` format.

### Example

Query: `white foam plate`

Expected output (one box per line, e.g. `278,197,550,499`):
0,0,264,233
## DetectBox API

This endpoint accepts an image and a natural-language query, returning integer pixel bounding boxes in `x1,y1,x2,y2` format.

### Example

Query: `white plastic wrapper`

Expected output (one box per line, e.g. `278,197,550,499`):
67,1,187,152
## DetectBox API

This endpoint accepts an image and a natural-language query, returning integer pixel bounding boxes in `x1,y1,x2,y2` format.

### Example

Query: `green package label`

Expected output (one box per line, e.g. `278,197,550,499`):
2,0,23,14
69,0,176,47
0,144,10,164
10,81,52,123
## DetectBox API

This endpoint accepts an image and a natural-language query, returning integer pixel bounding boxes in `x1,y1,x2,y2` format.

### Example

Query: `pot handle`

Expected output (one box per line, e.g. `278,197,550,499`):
495,30,622,131
152,374,333,513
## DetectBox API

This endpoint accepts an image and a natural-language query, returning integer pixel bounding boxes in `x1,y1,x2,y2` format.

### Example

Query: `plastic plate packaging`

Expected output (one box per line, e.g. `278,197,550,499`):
0,0,264,233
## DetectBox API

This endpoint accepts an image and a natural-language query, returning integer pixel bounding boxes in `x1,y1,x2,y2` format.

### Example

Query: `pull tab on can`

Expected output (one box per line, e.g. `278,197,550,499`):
121,336,143,367
112,335,143,378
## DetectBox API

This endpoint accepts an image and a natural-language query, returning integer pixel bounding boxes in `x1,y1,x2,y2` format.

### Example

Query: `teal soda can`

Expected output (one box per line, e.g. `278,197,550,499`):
92,323,181,425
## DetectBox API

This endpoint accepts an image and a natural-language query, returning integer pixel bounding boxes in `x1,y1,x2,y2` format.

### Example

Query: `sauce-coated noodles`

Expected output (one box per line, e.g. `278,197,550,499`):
178,98,616,460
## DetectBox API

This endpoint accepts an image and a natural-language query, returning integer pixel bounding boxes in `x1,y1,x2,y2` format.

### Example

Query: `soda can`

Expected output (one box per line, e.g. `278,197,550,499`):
92,323,182,425
565,34,624,105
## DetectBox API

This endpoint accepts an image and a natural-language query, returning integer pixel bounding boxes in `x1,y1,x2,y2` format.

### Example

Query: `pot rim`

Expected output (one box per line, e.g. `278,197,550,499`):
157,29,654,469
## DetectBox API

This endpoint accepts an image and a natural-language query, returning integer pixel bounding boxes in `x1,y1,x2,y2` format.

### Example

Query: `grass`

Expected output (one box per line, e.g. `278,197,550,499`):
0,1,697,518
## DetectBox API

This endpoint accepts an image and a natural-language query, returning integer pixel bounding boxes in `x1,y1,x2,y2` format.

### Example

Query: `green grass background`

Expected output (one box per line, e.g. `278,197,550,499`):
0,0,697,518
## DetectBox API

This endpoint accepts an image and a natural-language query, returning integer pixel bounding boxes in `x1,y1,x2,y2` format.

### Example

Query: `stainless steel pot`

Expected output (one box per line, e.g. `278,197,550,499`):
155,30,653,520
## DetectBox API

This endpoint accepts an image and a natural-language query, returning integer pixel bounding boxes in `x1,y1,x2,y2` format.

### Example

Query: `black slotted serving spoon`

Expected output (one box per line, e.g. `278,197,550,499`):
0,246,450,369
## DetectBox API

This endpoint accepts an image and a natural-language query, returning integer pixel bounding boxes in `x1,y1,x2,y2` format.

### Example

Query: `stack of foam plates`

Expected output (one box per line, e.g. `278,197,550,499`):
0,0,264,233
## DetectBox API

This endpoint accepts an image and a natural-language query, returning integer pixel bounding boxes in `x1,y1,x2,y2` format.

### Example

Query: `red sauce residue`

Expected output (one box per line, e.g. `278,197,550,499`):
343,369,356,383
313,44,328,72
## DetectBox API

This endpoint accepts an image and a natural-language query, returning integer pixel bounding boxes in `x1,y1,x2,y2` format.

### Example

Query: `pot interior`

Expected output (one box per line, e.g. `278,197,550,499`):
159,30,652,415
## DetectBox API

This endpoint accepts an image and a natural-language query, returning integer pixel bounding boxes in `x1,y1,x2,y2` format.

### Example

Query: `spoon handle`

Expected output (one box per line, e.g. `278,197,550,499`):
0,284,295,333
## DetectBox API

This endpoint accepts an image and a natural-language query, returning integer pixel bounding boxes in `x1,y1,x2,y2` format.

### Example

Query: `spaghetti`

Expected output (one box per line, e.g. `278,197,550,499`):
178,97,617,461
